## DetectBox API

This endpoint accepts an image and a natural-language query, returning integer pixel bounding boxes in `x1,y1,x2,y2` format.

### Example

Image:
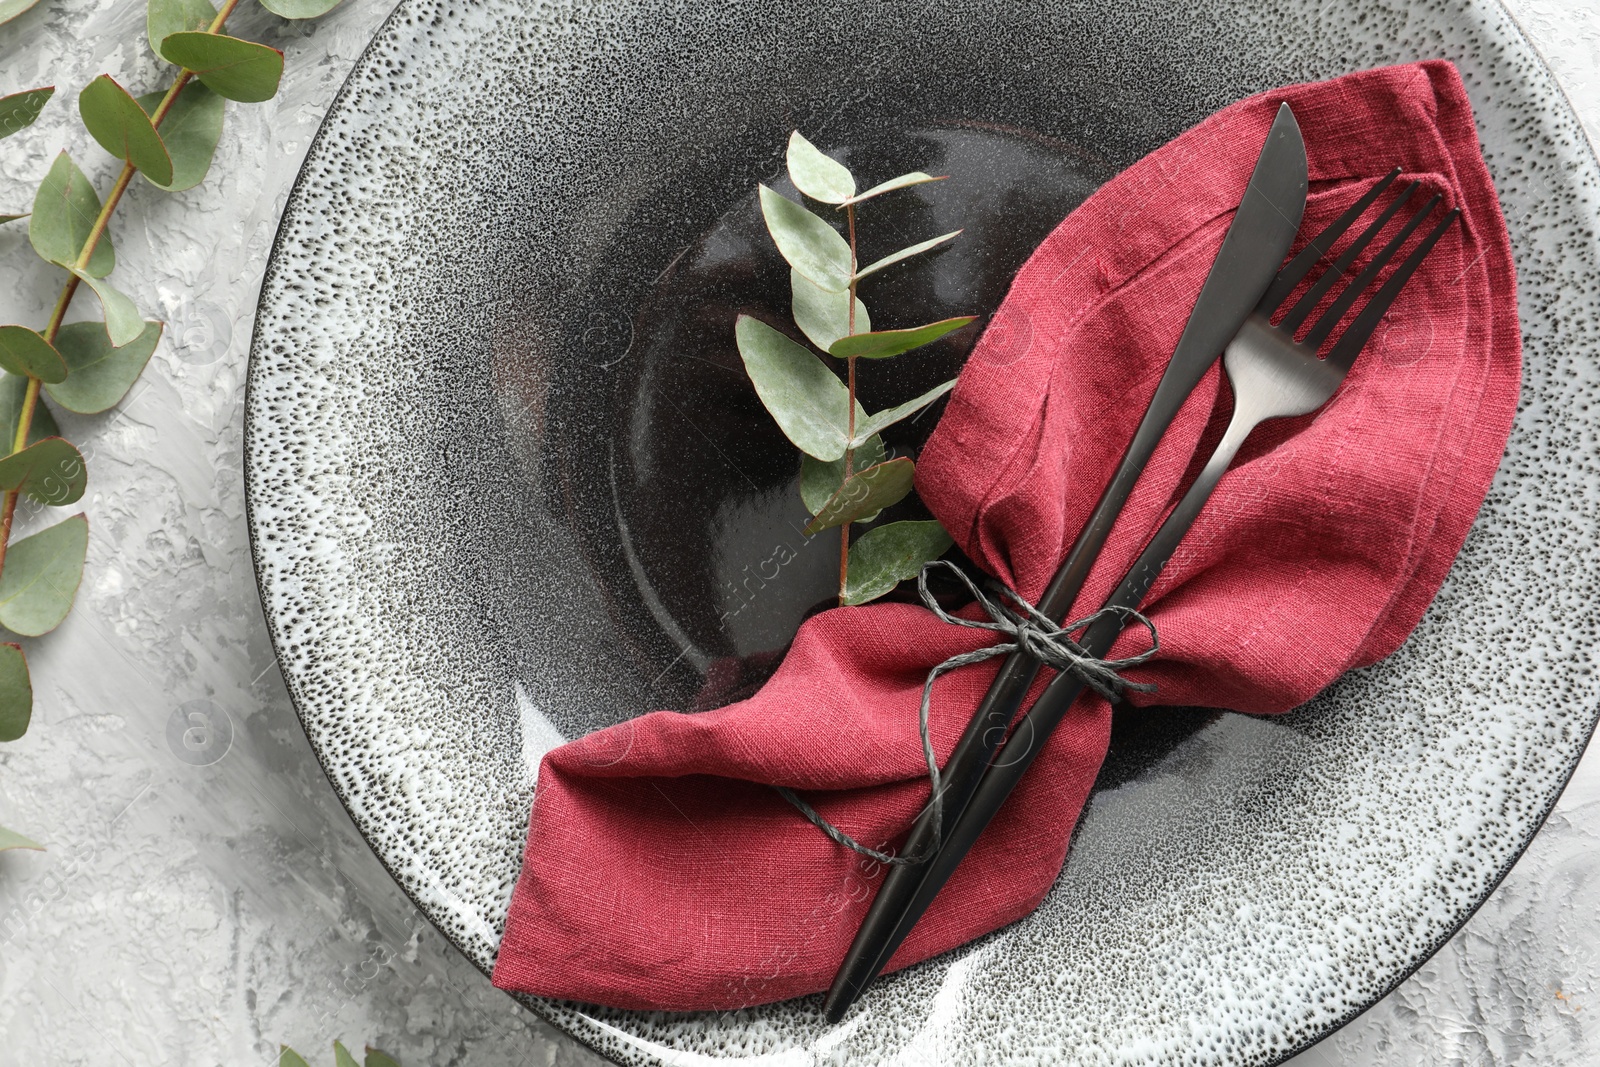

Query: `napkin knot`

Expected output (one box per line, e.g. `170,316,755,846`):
776,559,1159,866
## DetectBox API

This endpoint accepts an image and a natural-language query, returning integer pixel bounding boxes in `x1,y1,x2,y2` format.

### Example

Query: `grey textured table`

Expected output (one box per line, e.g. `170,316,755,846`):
0,1,1594,1064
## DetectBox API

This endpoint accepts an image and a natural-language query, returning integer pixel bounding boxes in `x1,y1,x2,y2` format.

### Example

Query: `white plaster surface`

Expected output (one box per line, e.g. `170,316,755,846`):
0,1,1594,1065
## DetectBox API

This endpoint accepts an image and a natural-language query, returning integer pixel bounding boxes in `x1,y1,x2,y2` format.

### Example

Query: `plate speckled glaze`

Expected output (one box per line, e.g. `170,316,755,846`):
244,1,1600,1064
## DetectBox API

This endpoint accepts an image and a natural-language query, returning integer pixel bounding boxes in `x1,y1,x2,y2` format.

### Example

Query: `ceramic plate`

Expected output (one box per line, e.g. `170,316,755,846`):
245,1,1600,1063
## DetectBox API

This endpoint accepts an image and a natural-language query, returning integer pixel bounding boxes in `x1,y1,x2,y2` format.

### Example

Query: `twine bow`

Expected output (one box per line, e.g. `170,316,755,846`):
776,559,1159,866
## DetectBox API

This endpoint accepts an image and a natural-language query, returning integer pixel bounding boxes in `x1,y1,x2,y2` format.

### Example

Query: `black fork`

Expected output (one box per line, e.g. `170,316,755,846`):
823,172,1461,1021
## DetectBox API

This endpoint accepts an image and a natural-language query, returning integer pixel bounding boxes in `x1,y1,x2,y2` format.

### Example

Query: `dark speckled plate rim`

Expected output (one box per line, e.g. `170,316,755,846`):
1275,711,1600,1065
242,1,1600,1063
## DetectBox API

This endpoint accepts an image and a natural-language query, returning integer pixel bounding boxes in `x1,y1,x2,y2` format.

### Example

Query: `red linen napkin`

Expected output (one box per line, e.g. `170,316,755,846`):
491,59,1519,1011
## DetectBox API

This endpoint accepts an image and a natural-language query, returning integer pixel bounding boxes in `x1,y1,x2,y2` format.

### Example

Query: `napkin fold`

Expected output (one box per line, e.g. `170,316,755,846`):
491,59,1519,1011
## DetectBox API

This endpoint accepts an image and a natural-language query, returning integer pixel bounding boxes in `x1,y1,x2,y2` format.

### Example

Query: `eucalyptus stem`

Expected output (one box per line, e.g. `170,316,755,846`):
207,0,244,36
738,131,964,608
839,202,860,604
69,165,136,280
0,6,235,581
38,273,79,346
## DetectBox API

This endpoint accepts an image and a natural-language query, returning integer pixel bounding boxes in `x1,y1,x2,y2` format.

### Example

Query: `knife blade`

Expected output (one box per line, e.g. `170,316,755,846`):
822,101,1308,1023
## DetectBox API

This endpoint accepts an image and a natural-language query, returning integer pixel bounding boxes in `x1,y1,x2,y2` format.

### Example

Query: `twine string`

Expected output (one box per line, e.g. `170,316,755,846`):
775,559,1159,866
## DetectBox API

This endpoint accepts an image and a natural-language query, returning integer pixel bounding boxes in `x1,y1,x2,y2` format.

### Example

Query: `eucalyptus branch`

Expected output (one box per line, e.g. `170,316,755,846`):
0,10,218,577
734,131,976,608
0,0,347,841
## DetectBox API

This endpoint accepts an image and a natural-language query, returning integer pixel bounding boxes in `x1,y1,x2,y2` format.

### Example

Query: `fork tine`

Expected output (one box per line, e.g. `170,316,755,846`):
1302,193,1443,351
1257,167,1402,315
1322,208,1461,373
1278,180,1421,334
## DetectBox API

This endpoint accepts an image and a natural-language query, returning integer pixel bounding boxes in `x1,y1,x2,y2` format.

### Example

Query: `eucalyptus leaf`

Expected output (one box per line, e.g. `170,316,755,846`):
160,33,285,103
0,438,87,506
148,0,217,58
803,458,916,535
78,75,175,186
136,83,224,191
852,378,957,444
0,373,61,445
786,131,854,204
790,268,868,353
71,270,144,346
758,185,852,293
45,320,162,414
1,214,28,225
734,315,856,461
0,513,88,638
334,1041,360,1067
0,0,44,27
30,153,114,278
0,87,53,140
839,171,946,206
842,519,953,606
0,821,43,850
829,316,976,360
854,229,961,283
0,325,68,383
0,642,30,743
800,433,885,515
259,0,346,18
278,1048,312,1067
364,1049,401,1067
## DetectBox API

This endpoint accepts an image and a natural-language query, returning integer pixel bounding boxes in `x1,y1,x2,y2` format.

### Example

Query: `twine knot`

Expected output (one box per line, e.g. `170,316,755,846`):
777,559,1159,866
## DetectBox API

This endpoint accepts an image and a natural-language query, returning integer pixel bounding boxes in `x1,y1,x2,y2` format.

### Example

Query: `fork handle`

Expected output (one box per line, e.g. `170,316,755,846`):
833,408,1260,997
821,380,1205,1018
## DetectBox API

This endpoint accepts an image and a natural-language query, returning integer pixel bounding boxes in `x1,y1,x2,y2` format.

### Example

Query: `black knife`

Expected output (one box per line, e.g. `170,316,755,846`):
823,102,1309,1022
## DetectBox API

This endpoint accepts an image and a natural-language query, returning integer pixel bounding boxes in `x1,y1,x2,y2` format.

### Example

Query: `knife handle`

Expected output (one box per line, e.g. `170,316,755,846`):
822,384,1194,1022
821,104,1305,1022
820,519,1160,1011
827,403,1252,1010
839,659,1105,996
